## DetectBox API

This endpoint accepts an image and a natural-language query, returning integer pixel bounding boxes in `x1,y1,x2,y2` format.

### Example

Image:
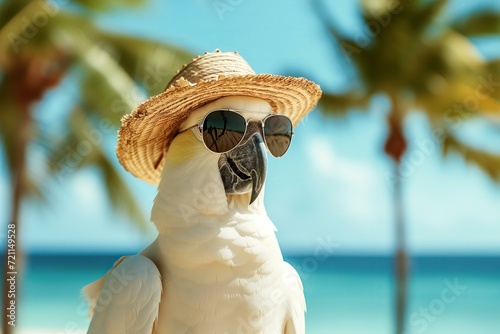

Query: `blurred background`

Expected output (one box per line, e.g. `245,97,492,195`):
0,0,499,333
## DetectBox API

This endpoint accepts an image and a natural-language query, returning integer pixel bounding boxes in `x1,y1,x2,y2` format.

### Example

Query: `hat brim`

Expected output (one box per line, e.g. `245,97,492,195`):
116,73,322,184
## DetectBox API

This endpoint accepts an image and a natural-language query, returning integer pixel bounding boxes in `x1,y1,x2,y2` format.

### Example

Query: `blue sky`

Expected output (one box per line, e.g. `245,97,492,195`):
1,0,500,255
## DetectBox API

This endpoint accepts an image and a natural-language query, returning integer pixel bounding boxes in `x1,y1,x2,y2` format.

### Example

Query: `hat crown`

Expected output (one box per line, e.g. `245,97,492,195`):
167,51,256,89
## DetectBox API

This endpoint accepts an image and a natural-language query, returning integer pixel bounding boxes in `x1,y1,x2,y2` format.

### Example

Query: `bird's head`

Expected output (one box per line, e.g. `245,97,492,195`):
152,96,288,226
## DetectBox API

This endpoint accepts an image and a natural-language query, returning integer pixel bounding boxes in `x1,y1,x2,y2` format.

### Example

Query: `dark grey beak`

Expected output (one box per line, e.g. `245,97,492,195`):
218,132,268,205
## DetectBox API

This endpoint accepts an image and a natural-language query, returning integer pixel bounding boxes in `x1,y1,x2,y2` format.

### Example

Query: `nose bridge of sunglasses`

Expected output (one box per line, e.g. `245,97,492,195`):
239,120,265,143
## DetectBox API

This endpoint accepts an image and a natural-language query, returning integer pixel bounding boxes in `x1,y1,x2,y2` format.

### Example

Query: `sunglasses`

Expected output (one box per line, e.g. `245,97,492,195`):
181,109,294,157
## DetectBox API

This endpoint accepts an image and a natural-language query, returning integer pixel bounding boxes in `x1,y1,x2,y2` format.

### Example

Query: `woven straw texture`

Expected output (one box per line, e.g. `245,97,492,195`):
116,50,322,184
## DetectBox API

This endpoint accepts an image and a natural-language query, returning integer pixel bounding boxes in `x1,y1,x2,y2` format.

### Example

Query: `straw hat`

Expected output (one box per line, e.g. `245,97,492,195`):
116,50,322,184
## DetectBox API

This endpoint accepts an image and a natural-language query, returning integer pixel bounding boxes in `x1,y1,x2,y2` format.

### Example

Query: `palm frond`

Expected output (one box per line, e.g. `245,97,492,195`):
0,8,191,230
443,134,500,182
0,0,30,28
50,21,147,124
485,60,500,89
46,107,100,173
96,152,148,229
50,12,192,122
452,12,500,37
70,0,146,12
417,78,500,123
0,0,44,59
54,23,141,107
319,91,372,117
310,0,364,71
410,0,448,34
24,167,47,202
47,107,147,226
97,32,192,96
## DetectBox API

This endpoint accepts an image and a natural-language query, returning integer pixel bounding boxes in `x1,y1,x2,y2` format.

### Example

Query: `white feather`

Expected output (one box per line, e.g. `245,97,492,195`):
84,255,162,333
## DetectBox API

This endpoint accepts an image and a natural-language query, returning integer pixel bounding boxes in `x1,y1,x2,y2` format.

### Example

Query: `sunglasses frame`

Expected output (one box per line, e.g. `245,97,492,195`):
180,109,294,157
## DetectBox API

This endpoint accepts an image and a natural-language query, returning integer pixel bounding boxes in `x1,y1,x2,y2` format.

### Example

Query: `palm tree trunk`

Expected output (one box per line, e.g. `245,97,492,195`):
2,104,30,334
393,162,408,334
384,95,409,334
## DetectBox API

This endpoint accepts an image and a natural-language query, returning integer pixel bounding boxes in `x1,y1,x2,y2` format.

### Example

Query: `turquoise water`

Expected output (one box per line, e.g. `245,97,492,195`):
12,254,500,333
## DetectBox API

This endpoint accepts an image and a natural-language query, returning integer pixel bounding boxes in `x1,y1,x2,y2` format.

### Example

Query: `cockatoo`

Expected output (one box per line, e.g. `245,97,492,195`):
85,96,306,333
83,49,321,333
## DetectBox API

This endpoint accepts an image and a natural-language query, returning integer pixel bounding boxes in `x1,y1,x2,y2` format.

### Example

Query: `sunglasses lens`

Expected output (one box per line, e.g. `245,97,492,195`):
264,115,293,157
202,110,246,153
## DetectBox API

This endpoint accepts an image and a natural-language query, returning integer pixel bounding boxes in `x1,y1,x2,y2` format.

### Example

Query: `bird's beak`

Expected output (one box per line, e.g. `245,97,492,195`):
218,131,268,205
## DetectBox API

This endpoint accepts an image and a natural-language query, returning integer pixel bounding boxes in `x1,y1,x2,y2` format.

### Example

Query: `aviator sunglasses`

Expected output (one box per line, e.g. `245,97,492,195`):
181,109,294,157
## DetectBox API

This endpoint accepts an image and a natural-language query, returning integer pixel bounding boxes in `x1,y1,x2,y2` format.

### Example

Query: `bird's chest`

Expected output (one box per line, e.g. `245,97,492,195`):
152,214,290,333
154,256,290,333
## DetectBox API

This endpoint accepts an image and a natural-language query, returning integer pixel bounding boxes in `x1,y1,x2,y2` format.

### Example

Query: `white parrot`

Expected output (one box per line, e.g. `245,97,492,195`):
84,96,306,334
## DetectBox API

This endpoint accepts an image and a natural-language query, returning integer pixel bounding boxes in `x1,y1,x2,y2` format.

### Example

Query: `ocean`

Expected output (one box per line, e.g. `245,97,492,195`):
11,254,500,333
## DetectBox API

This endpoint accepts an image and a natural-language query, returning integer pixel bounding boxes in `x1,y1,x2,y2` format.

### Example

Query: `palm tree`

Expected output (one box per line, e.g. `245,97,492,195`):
0,1,191,332
312,0,500,333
